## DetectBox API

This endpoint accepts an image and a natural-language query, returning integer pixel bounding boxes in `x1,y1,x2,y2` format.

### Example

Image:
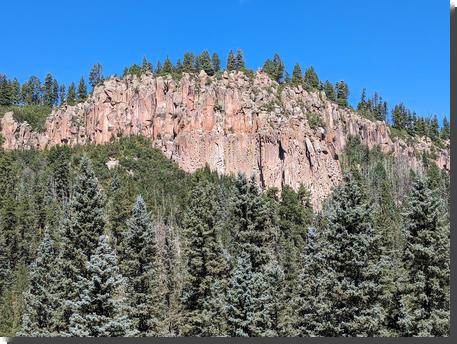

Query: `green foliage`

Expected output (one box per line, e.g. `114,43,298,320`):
0,105,51,132
397,175,449,336
77,77,87,101
262,54,285,83
68,235,134,336
180,177,228,336
291,64,303,85
303,67,319,90
89,63,104,89
123,196,167,335
305,112,324,129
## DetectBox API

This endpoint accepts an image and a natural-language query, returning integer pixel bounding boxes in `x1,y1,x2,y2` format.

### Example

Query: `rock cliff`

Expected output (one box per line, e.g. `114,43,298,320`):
0,70,450,208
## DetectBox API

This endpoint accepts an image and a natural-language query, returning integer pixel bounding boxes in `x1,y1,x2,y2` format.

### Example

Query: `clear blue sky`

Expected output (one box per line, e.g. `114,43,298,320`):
0,0,449,122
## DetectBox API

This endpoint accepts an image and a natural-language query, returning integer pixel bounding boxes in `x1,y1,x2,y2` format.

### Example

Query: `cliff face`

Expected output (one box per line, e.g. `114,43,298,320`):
0,70,450,208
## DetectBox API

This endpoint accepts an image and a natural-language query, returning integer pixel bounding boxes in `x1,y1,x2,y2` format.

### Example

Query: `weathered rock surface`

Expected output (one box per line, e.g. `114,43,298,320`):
0,70,450,208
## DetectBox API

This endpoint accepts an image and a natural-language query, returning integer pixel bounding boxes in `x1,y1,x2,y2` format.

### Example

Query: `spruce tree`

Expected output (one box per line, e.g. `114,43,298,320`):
123,196,167,336
212,53,221,73
229,174,278,271
67,82,76,105
68,235,134,337
53,156,106,333
182,52,195,73
43,73,54,107
226,252,274,337
141,56,153,74
291,63,303,85
236,49,245,71
162,57,174,75
52,79,59,106
19,229,60,336
397,175,450,336
77,77,87,101
303,67,319,90
300,173,386,336
89,63,104,89
335,80,349,107
226,50,236,71
180,178,228,336
198,50,214,76
323,80,336,101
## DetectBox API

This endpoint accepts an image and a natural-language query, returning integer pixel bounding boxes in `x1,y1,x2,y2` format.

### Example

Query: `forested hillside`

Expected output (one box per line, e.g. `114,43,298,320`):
0,132,449,337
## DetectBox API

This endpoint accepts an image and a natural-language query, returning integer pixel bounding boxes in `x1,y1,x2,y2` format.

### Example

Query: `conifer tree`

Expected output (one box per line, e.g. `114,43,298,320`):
43,73,54,107
77,77,87,101
10,78,21,105
236,49,245,71
229,174,278,271
226,252,274,337
212,53,221,73
226,50,236,71
0,74,12,106
397,175,450,336
323,80,336,101
335,80,349,107
53,156,106,333
123,196,167,336
441,117,450,141
52,79,59,106
182,52,195,73
68,235,134,337
59,84,65,105
291,63,303,85
303,67,319,90
141,56,153,74
180,178,228,336
162,57,174,75
66,83,76,105
19,229,60,336
197,50,214,76
301,173,386,336
89,63,104,89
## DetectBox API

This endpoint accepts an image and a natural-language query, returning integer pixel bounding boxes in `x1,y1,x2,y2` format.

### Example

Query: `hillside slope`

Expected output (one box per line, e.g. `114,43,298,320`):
0,70,449,207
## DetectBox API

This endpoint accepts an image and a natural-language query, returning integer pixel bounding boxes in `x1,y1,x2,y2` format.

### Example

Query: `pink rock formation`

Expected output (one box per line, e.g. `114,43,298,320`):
0,70,450,208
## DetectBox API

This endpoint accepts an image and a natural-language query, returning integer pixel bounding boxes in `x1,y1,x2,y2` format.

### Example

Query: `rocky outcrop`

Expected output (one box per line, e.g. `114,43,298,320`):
0,70,450,208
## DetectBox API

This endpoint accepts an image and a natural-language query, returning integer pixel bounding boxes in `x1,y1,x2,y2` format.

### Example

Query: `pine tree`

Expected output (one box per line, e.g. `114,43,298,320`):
323,80,336,101
141,56,153,74
226,50,236,71
303,67,319,90
10,78,21,105
18,229,60,336
212,53,221,73
441,117,450,141
236,49,245,71
53,156,106,333
262,54,285,83
397,175,449,336
43,73,54,106
301,173,386,336
161,57,174,75
77,77,87,101
180,178,228,336
197,50,214,76
52,79,59,106
291,63,303,85
392,103,408,130
0,74,12,106
68,235,134,337
66,82,76,105
182,52,195,73
123,196,167,336
89,63,104,89
226,252,274,337
229,174,278,271
335,80,349,107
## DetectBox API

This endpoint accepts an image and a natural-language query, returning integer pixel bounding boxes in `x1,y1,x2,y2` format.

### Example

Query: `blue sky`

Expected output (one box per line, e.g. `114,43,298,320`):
0,0,449,122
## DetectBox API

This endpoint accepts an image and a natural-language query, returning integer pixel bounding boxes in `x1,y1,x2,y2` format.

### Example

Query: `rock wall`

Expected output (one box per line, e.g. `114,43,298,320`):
0,70,450,208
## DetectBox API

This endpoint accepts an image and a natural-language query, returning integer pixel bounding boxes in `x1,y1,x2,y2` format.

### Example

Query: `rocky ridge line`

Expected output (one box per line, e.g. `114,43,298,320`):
0,70,450,208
